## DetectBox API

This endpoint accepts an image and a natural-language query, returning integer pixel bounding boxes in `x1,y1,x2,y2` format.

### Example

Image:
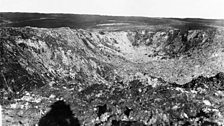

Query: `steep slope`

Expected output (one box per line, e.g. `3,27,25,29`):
1,26,224,125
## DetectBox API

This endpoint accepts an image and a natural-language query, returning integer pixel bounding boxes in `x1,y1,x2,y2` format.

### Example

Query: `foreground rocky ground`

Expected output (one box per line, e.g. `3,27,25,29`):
1,17,224,125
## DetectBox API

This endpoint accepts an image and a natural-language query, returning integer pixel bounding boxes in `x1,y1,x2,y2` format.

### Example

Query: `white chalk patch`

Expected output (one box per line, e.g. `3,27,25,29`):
203,100,212,106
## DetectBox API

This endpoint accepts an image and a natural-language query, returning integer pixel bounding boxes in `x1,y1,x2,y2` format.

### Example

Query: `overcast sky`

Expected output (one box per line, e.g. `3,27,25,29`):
0,0,224,19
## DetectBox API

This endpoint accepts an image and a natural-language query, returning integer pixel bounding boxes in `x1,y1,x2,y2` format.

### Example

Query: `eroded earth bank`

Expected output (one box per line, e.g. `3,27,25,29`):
1,25,224,125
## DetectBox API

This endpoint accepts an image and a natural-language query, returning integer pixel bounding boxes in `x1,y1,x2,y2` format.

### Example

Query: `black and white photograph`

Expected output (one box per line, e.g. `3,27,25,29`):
1,0,224,125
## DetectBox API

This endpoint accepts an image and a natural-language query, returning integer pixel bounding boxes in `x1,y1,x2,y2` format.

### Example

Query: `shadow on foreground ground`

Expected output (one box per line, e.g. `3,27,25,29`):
38,100,80,126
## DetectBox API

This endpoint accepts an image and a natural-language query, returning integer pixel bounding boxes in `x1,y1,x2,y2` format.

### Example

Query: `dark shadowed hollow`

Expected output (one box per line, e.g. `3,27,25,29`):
38,100,80,126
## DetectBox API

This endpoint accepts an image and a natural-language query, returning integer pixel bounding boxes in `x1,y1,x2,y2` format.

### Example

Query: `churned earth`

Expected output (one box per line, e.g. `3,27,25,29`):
1,13,224,125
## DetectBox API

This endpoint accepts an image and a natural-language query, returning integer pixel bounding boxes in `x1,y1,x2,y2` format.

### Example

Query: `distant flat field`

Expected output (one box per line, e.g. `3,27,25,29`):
1,12,224,30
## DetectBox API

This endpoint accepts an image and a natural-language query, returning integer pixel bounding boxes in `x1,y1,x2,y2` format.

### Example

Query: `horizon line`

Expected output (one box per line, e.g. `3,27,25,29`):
1,11,224,20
